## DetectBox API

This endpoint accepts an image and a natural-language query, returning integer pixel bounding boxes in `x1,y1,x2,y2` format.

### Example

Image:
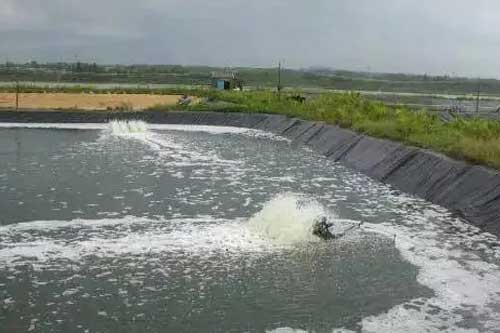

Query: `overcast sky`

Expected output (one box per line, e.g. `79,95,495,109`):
1,0,500,78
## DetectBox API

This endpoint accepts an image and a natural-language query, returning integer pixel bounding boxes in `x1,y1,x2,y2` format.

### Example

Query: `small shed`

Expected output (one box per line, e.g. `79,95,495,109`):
211,71,243,91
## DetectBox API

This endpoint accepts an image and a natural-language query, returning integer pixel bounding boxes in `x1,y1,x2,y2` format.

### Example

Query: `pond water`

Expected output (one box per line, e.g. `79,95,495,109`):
1,121,500,332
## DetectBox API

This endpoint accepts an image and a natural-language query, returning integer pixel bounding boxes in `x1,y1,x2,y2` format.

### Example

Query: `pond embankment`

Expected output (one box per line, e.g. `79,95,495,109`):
1,109,499,236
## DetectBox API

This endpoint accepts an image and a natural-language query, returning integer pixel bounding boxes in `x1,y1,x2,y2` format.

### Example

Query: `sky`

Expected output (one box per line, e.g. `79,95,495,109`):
1,0,500,78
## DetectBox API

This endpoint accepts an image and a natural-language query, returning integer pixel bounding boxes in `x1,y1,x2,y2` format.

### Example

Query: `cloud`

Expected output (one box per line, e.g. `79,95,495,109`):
1,0,500,77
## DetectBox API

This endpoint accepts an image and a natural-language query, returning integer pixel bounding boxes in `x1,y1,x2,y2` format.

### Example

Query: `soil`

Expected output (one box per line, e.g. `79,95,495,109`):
0,93,183,111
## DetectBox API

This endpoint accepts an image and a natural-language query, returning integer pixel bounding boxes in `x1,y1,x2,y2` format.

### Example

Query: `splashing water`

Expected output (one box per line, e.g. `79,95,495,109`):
5,123,500,331
247,193,336,244
104,119,239,166
109,120,148,135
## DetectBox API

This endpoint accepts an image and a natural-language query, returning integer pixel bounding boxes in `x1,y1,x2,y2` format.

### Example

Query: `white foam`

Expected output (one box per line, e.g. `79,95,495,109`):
0,121,282,139
355,214,500,332
248,193,337,244
0,216,282,269
4,119,500,330
99,120,280,168
0,215,151,232
266,328,309,333
0,122,107,130
0,195,354,269
268,328,355,333
109,120,147,134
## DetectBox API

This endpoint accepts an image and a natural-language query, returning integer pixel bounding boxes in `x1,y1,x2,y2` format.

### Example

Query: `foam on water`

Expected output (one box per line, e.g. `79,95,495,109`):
352,211,500,331
3,120,500,331
103,120,242,167
0,122,107,130
0,216,280,269
245,195,500,331
109,120,148,135
2,195,500,331
99,120,231,167
248,193,330,244
0,195,354,269
248,193,363,245
0,121,285,140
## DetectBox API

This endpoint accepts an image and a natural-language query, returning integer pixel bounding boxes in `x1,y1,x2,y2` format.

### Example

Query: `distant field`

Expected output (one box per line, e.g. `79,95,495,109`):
0,93,182,110
3,81,500,113
3,63,500,96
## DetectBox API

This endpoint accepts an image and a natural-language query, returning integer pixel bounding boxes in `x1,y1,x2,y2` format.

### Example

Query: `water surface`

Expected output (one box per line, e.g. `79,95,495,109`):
1,122,500,332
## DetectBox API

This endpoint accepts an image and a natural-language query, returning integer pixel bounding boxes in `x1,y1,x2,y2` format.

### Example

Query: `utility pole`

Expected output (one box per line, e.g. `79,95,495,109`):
15,79,19,110
476,79,481,113
277,61,282,100
15,62,19,110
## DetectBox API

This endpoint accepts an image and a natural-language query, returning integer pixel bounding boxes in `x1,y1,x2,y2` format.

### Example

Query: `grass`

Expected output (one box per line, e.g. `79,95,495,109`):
150,90,500,170
0,84,208,96
5,84,500,169
5,63,500,96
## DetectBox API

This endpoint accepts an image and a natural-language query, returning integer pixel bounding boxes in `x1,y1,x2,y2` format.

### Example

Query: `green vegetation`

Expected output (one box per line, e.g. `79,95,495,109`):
152,90,500,170
3,77,500,170
2,62,500,96
0,84,206,95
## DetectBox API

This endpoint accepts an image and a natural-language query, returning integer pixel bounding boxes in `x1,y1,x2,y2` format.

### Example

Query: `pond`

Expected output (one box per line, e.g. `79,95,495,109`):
0,121,499,332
